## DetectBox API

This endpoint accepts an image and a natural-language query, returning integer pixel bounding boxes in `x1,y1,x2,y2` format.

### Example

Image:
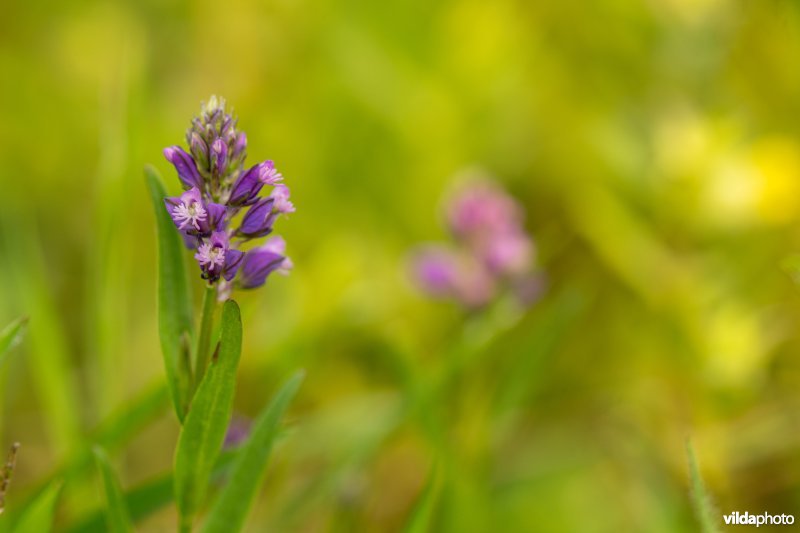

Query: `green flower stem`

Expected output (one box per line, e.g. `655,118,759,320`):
193,285,218,393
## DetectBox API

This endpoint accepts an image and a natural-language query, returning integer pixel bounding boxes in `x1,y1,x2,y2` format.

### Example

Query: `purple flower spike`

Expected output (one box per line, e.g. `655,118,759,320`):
164,146,203,190
259,160,283,185
228,164,265,206
238,197,276,238
270,184,295,214
239,242,290,289
162,96,295,294
165,187,207,232
211,138,228,176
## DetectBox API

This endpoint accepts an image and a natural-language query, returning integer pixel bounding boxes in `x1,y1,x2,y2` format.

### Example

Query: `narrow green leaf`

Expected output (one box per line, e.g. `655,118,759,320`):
403,463,440,533
686,440,719,533
174,300,242,530
15,382,168,519
145,165,193,422
12,483,60,533
201,371,304,533
64,450,238,533
92,447,133,533
0,317,27,366
2,217,81,455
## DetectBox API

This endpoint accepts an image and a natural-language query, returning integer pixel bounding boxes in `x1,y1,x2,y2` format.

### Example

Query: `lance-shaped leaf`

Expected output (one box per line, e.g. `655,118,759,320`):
92,447,133,533
145,166,193,422
174,300,242,531
687,440,719,533
0,317,26,366
201,371,304,533
64,450,238,533
403,463,440,533
12,482,61,533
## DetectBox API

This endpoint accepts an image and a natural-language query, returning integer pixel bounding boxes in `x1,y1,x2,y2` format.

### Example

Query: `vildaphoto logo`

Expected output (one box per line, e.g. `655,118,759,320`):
723,511,795,527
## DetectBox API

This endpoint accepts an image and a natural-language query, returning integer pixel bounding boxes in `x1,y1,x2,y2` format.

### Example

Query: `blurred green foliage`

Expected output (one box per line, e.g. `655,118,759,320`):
2,0,800,531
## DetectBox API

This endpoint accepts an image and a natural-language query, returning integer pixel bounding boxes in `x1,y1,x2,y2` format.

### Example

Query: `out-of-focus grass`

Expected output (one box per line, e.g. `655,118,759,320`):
2,0,800,531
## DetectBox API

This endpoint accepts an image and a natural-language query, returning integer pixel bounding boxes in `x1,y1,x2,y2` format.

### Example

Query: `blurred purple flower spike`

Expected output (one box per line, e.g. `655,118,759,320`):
411,174,541,309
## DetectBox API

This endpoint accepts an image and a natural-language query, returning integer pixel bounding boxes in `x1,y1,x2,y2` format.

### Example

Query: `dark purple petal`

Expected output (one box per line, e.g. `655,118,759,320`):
164,146,203,190
239,247,286,289
237,197,276,238
181,232,200,250
228,164,265,206
201,202,227,234
209,231,229,249
223,249,244,281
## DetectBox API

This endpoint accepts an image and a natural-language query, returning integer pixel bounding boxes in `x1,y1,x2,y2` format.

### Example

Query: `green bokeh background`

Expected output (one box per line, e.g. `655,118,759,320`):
3,0,800,531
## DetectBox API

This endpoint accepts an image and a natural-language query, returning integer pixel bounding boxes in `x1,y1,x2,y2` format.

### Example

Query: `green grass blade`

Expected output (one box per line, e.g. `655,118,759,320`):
403,463,440,533
65,450,238,533
201,371,304,533
15,382,168,519
92,447,133,533
686,440,719,533
2,217,82,456
0,317,27,366
145,165,193,422
12,482,60,533
174,300,242,531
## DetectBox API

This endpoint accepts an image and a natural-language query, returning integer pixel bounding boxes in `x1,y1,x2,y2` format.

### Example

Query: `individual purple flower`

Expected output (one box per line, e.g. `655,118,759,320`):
270,184,294,214
165,187,226,236
228,162,267,206
239,236,292,289
164,146,203,190
194,231,243,282
165,188,207,231
238,198,277,238
259,161,283,185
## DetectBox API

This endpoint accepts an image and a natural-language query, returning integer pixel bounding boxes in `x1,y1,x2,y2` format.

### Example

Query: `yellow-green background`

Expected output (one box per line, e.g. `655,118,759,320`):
2,0,800,531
